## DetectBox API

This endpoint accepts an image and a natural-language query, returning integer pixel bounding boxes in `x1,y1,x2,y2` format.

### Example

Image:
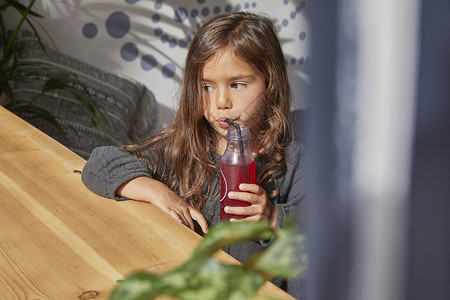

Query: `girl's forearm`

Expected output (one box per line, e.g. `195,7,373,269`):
116,176,209,233
116,176,171,204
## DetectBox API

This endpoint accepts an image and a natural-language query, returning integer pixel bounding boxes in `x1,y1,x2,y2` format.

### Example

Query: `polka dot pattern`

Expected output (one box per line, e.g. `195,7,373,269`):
82,0,308,80
141,54,157,71
299,31,307,40
152,14,160,23
174,8,188,23
82,23,97,39
162,63,176,78
154,1,162,10
120,42,138,61
105,11,130,39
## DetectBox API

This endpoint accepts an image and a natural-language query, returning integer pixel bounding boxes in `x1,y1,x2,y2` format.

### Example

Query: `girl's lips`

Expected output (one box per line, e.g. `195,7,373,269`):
217,120,231,128
217,117,235,128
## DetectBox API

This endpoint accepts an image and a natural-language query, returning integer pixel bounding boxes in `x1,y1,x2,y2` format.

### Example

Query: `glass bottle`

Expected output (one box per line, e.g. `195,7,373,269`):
220,125,255,221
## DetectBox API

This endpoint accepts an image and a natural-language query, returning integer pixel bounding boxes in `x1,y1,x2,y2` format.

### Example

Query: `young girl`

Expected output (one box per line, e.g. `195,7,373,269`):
82,11,305,295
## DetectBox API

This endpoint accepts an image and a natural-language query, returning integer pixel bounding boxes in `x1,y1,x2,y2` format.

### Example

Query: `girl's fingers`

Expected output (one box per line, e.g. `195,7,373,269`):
167,209,183,224
228,191,249,202
183,210,195,231
228,191,261,204
167,208,192,230
225,205,258,216
230,215,262,222
190,208,209,233
166,207,208,233
238,183,264,195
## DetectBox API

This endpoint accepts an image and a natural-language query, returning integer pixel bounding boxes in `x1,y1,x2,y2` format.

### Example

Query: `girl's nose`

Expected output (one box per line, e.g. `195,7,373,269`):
216,89,232,109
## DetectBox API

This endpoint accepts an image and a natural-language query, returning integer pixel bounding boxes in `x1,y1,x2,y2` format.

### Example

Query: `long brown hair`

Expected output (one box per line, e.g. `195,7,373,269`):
127,12,293,209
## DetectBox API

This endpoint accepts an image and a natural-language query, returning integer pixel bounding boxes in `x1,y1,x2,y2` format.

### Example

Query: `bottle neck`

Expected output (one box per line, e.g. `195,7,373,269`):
224,138,254,161
226,125,251,141
226,139,251,149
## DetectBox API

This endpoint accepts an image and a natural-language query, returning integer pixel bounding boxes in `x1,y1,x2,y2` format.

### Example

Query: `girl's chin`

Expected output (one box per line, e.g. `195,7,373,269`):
213,124,228,135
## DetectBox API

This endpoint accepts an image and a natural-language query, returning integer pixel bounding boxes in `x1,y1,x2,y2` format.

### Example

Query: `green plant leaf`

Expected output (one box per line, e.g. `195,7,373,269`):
0,0,42,18
192,221,275,259
22,72,111,132
0,0,37,65
62,83,110,131
40,72,74,93
252,225,307,280
7,103,68,142
110,259,264,300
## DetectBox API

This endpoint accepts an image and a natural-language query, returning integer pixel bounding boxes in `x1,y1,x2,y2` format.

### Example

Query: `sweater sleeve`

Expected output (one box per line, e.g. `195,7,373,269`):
257,140,307,247
275,141,307,229
81,146,152,200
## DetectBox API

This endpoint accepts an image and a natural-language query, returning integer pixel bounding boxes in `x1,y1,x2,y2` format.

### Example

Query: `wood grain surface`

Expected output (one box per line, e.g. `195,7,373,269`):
0,106,294,300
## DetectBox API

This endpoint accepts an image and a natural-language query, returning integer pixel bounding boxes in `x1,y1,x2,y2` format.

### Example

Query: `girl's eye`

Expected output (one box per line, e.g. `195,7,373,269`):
231,82,246,89
203,85,214,92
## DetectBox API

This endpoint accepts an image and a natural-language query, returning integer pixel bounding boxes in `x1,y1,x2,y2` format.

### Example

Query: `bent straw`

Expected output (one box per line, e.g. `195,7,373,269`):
224,119,250,183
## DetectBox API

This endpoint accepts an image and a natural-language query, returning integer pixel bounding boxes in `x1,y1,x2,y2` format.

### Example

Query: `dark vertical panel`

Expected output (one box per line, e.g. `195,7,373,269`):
306,1,353,300
406,1,450,300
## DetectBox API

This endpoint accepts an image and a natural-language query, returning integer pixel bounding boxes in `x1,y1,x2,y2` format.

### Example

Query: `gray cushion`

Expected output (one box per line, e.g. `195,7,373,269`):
7,39,157,159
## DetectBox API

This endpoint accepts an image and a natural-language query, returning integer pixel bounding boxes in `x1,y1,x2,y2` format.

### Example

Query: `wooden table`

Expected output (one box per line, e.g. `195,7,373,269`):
0,106,293,300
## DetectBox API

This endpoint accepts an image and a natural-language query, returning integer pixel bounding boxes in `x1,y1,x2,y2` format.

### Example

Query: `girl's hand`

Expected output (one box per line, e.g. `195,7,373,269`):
117,177,208,234
151,188,208,234
224,183,277,229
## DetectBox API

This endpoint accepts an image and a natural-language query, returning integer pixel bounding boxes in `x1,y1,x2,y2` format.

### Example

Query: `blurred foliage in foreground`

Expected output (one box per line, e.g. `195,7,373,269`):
109,219,307,300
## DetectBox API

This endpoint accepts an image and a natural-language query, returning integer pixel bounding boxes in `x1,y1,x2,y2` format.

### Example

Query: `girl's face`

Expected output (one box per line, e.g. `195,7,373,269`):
202,49,266,154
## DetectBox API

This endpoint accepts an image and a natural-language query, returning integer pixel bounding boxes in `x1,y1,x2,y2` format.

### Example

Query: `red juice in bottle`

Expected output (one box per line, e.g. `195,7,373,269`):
219,125,255,221
220,160,256,221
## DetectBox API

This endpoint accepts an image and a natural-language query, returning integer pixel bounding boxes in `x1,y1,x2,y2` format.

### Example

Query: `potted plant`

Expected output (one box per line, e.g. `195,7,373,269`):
0,0,108,140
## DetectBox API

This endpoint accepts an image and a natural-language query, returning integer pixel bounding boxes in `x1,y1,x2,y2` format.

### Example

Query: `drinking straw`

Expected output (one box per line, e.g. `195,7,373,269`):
225,119,250,183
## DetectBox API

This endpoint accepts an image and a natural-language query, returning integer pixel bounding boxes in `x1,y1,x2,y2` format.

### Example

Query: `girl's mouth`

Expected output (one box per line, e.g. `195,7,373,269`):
217,120,230,128
217,117,235,128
